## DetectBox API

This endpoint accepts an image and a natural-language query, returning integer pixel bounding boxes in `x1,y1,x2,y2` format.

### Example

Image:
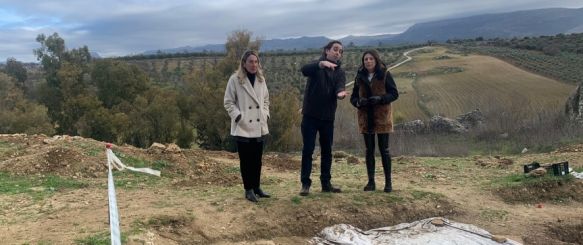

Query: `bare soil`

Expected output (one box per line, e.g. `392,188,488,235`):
1,134,582,244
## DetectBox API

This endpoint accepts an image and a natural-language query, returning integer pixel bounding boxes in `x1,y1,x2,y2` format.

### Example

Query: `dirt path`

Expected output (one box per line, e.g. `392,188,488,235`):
345,46,431,88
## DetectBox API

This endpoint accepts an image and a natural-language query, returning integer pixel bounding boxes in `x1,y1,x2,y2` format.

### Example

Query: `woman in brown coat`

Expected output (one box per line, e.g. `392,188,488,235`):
350,49,399,192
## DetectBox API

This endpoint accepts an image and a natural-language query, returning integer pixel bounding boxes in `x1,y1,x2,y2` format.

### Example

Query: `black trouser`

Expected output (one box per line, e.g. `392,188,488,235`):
363,133,391,183
236,140,264,190
300,116,334,187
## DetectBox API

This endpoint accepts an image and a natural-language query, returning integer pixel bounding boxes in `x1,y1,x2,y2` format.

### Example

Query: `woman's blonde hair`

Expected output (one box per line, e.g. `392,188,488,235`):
236,50,265,84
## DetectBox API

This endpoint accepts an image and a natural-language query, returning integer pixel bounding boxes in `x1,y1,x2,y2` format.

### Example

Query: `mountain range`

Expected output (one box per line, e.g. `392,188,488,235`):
143,7,583,55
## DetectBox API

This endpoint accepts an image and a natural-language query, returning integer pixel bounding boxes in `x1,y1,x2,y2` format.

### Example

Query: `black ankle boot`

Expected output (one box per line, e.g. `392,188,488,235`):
364,180,376,191
299,185,310,196
384,181,392,193
253,188,271,198
245,189,258,202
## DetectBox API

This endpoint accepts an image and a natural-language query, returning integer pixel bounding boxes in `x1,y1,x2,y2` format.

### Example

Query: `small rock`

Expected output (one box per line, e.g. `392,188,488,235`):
527,167,547,177
148,142,166,153
164,143,182,153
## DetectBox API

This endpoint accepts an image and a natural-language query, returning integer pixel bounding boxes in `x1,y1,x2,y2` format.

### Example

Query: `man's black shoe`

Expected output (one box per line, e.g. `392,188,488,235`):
363,181,376,191
322,184,342,193
299,186,310,196
245,189,258,202
254,188,271,198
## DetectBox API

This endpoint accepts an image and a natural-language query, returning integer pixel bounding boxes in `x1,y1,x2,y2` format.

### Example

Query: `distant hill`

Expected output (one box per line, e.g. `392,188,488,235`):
142,7,583,55
340,34,398,46
395,7,583,42
144,36,332,55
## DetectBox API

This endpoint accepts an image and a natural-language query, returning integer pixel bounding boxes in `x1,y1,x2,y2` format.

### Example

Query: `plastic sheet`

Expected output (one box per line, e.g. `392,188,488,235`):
310,217,522,245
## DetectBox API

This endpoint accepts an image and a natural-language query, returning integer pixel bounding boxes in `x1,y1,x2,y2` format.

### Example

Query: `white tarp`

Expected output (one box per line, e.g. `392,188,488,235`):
310,217,522,245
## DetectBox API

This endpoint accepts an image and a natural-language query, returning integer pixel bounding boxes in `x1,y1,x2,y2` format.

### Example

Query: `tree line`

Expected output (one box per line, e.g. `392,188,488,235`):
0,30,302,152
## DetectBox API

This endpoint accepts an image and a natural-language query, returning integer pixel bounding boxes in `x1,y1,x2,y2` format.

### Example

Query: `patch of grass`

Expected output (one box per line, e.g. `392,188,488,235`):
385,194,406,203
421,158,452,167
112,171,163,189
490,173,574,189
0,172,87,199
574,166,583,172
422,173,436,179
75,231,127,245
130,219,147,235
480,208,509,222
291,196,301,205
153,160,170,170
77,142,103,157
224,166,240,174
0,141,22,159
492,172,581,204
0,140,11,148
411,190,444,200
113,152,170,174
350,192,407,206
115,153,149,168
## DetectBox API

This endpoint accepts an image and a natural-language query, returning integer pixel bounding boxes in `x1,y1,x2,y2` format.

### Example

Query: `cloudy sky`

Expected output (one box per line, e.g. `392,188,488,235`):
1,0,582,62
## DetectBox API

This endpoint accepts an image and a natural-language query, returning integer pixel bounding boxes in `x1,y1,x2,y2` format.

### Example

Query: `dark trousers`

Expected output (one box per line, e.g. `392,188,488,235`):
363,133,391,183
236,140,264,190
300,116,334,187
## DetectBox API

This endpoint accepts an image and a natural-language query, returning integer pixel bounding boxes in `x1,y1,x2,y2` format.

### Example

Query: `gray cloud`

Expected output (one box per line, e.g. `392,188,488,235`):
0,0,581,62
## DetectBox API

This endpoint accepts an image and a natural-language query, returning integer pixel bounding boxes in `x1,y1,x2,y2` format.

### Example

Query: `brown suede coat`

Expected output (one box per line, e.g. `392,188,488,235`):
354,70,396,134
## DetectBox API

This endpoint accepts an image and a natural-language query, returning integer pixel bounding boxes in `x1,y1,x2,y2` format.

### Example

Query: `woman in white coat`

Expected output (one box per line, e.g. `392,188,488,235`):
224,50,270,203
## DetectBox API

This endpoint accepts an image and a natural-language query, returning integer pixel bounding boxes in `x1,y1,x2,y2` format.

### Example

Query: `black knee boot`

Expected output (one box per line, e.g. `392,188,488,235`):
363,134,376,191
378,134,392,192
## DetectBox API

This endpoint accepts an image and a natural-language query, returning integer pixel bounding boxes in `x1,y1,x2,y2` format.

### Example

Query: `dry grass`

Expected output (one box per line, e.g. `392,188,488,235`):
391,47,575,120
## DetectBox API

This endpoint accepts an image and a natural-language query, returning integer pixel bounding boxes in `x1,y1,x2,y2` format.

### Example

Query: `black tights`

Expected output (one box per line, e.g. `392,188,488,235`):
236,141,264,190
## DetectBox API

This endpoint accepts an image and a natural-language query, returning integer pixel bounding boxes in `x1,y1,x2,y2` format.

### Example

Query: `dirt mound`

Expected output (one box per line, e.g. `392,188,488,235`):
0,146,105,178
522,220,583,245
0,134,243,186
263,153,300,171
495,178,583,204
546,222,583,244
554,144,583,153
169,150,241,187
474,156,514,168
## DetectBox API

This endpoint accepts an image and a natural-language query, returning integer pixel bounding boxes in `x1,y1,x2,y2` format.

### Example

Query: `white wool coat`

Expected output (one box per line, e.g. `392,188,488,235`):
224,73,270,138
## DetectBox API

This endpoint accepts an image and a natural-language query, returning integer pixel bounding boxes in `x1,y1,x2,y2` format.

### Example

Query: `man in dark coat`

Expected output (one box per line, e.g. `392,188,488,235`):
299,40,347,196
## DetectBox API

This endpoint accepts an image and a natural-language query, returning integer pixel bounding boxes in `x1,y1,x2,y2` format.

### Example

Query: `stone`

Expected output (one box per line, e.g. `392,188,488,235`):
527,167,547,177
164,143,182,153
429,115,467,134
456,109,485,129
148,142,166,153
